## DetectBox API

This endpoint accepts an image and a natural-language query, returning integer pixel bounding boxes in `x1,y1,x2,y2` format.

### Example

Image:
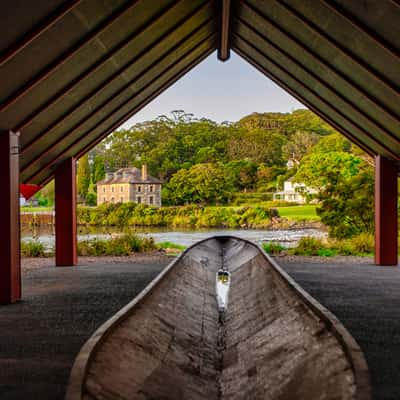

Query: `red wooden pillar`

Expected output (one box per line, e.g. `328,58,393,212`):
375,155,398,266
55,157,77,266
0,131,21,304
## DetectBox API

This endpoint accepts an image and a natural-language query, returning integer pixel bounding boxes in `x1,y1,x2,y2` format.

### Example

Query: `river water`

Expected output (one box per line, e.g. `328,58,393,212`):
21,226,327,249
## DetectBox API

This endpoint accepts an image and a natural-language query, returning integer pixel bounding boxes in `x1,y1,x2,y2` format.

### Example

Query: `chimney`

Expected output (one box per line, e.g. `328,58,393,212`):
141,164,148,181
106,172,113,180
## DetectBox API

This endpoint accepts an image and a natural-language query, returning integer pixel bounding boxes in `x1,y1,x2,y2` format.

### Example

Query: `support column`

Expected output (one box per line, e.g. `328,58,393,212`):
0,131,21,304
375,155,398,266
55,157,77,266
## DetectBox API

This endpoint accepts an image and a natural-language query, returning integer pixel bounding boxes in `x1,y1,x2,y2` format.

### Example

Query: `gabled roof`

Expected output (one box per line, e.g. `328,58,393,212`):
97,167,161,185
1,0,399,185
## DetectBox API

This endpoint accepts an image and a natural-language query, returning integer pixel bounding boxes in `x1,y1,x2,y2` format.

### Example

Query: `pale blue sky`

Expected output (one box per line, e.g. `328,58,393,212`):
123,51,305,127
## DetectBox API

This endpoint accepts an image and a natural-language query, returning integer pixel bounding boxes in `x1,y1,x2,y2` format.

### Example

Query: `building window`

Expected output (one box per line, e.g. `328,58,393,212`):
149,196,153,205
111,186,114,193
137,185,141,193
137,196,141,204
111,197,115,203
120,197,123,203
103,197,106,202
103,187,105,193
149,185,153,193
121,186,123,192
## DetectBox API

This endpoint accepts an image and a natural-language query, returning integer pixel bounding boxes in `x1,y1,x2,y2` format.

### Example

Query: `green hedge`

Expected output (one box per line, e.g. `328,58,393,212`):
77,203,277,229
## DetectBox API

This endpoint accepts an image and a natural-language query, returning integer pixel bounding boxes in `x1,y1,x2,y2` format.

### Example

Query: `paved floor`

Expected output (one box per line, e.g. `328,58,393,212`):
0,257,399,399
280,259,400,400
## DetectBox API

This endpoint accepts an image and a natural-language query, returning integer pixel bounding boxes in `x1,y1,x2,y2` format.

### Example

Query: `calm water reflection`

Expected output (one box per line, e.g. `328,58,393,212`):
21,225,327,249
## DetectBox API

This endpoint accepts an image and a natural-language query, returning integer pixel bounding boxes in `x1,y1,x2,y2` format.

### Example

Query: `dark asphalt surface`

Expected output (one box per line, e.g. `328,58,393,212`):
0,257,399,399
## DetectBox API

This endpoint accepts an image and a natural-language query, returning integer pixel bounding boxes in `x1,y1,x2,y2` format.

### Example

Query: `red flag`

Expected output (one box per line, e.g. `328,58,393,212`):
20,184,42,200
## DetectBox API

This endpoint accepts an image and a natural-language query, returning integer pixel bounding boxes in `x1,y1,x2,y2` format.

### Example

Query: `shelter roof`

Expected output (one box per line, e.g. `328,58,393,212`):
1,0,399,185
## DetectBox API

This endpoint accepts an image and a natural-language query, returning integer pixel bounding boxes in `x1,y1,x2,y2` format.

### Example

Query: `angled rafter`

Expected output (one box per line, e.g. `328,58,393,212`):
278,1,400,95
19,1,210,147
320,0,399,58
240,1,400,127
0,0,141,113
15,0,186,132
0,0,82,66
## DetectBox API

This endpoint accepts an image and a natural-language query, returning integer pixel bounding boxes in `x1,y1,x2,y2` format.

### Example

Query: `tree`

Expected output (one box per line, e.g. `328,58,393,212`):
227,128,287,166
92,154,105,184
294,139,374,238
77,154,91,200
282,131,320,164
165,163,233,205
316,169,374,238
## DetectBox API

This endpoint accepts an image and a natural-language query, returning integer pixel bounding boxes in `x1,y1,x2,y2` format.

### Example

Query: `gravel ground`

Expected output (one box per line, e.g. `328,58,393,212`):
0,253,398,399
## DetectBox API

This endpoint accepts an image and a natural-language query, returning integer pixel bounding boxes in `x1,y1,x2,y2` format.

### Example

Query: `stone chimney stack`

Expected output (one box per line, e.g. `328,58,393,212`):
141,164,148,181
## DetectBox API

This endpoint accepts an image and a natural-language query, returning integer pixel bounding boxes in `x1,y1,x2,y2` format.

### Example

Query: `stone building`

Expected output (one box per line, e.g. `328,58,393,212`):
97,165,161,207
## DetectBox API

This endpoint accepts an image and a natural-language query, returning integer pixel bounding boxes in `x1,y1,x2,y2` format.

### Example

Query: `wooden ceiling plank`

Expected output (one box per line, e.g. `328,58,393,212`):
0,0,83,66
15,0,187,132
240,1,400,127
0,0,142,113
321,0,399,58
278,1,400,96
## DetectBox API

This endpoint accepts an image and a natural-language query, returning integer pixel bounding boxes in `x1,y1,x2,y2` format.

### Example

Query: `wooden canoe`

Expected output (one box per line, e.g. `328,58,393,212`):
66,237,371,400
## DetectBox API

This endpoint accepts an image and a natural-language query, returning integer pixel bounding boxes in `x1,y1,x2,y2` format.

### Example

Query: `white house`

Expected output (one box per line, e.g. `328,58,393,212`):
273,177,318,204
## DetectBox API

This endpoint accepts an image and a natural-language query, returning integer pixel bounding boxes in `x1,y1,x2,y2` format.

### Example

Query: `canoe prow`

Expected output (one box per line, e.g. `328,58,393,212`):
66,236,371,400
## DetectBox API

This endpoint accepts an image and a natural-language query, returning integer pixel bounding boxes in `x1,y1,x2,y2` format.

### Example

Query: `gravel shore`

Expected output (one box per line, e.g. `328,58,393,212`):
21,252,375,273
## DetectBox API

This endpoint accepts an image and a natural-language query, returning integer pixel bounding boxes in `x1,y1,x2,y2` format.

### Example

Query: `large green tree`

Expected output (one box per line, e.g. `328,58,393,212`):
164,163,233,205
294,135,374,238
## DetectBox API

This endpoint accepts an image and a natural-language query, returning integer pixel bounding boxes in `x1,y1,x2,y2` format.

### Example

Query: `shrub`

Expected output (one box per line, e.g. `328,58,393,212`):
291,236,325,256
348,233,374,255
262,242,286,255
21,241,46,257
77,234,156,256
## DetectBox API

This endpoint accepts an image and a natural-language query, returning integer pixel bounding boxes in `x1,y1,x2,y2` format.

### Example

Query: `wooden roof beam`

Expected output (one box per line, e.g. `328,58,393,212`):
218,0,231,61
0,0,82,66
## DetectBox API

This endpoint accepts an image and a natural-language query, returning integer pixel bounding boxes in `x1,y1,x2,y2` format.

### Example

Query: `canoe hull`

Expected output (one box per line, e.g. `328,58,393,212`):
66,237,371,400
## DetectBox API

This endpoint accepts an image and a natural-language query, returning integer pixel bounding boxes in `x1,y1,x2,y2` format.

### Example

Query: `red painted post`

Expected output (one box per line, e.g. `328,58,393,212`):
0,131,21,304
375,155,398,266
55,157,77,266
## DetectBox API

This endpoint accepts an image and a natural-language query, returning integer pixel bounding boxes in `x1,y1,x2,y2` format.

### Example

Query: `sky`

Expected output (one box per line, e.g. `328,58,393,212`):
123,51,305,127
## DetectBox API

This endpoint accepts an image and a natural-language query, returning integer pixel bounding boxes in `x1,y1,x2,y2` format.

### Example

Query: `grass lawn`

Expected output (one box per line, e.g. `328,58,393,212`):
20,206,53,213
276,205,319,221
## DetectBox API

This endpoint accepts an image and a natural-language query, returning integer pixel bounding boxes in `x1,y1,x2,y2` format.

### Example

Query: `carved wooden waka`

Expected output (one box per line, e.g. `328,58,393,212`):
66,237,371,400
